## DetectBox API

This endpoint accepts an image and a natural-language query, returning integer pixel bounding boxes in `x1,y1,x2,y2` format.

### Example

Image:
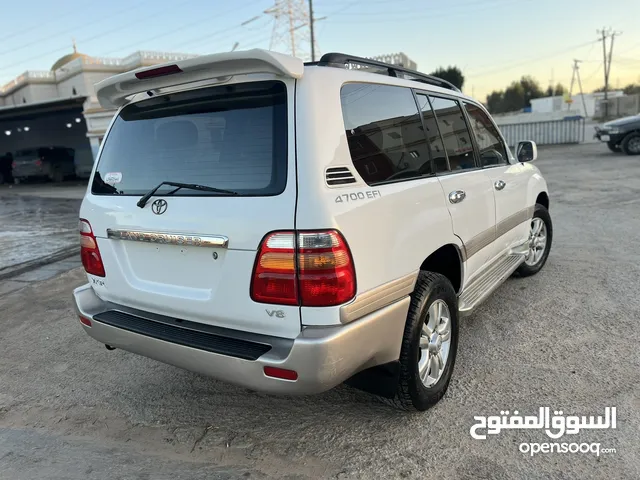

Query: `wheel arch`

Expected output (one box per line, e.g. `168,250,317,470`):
536,191,549,210
419,244,464,295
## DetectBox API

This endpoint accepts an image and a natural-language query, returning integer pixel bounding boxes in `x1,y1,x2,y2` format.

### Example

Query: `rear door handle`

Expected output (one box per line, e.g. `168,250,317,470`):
448,190,466,204
494,180,506,190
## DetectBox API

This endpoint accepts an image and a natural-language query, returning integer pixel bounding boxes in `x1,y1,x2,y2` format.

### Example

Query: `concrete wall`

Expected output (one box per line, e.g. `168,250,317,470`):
594,94,640,119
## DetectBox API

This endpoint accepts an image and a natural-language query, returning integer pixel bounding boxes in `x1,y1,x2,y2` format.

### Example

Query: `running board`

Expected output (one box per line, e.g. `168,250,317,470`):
458,254,525,316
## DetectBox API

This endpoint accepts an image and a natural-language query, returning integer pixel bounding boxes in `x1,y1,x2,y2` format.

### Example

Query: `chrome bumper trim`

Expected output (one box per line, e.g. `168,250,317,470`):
106,229,228,248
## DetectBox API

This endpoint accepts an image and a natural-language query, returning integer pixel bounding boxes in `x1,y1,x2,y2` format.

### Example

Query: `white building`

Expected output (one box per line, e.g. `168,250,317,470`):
530,91,624,118
0,45,197,177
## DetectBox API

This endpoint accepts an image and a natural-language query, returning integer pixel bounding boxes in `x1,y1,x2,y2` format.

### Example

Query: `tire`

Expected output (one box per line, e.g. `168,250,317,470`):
515,204,553,277
607,141,621,153
0,172,4,184
621,132,640,155
388,271,459,411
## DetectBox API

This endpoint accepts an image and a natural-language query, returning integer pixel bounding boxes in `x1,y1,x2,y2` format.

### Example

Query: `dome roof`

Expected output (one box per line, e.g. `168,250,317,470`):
51,42,90,71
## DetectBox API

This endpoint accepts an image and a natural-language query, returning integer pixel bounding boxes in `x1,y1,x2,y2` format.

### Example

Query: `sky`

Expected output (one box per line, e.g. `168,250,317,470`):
0,0,639,101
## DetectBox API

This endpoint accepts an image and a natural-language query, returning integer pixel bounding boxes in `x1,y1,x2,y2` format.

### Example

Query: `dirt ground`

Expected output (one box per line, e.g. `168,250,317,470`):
0,143,638,479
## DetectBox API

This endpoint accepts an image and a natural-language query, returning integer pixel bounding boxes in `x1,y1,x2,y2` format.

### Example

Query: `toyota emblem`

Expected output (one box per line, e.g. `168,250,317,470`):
151,199,168,215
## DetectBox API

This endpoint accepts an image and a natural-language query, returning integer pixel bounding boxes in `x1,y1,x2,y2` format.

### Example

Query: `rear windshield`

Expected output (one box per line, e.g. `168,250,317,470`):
92,80,288,196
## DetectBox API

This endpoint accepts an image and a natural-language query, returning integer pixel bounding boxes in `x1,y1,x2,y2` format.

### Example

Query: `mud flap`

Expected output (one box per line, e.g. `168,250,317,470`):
344,361,400,399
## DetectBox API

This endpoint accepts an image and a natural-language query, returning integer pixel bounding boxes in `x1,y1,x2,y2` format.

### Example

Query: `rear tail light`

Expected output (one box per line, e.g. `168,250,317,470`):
79,316,92,327
11,161,16,169
35,159,42,167
79,219,106,277
251,230,356,307
135,64,182,79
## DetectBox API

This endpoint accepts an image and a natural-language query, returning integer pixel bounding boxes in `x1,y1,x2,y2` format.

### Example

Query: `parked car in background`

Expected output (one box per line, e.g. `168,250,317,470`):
594,115,640,155
0,151,13,184
12,146,75,183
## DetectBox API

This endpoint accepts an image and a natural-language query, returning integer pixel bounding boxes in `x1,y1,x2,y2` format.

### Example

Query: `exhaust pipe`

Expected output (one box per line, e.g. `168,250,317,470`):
105,344,116,351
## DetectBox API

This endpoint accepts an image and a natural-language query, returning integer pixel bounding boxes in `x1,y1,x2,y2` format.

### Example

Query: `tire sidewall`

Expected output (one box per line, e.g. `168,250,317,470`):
518,204,553,276
622,133,640,156
405,275,459,410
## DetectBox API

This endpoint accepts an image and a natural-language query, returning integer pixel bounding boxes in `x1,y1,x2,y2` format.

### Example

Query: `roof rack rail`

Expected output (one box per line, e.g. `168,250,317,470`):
312,53,462,93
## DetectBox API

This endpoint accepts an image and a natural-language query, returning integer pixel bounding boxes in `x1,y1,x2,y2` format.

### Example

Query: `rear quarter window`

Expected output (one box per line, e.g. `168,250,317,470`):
92,80,288,197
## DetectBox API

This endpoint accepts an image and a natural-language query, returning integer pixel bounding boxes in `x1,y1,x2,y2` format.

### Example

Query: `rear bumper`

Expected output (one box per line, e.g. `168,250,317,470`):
73,284,409,395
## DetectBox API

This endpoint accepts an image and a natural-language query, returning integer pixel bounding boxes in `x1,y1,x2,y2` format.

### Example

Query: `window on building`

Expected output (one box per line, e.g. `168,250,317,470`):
463,102,509,167
340,83,433,185
415,94,449,173
429,97,476,171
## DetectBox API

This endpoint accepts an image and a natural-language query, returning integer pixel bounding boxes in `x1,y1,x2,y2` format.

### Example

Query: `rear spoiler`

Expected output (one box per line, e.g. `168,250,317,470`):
95,49,304,109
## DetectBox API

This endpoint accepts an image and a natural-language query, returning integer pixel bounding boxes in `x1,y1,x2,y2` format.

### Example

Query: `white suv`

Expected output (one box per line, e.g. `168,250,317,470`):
73,50,552,411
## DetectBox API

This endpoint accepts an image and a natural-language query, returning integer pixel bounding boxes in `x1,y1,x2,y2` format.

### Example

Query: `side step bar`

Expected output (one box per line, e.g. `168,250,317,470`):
458,253,525,316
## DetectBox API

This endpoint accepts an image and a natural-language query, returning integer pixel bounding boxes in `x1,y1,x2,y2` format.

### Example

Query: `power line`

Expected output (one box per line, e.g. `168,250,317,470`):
0,0,156,58
469,40,598,79
325,0,529,23
97,0,266,57
0,0,194,74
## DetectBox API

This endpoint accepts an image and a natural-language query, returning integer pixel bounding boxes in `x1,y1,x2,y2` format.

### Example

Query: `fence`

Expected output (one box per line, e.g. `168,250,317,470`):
497,117,585,147
594,94,640,120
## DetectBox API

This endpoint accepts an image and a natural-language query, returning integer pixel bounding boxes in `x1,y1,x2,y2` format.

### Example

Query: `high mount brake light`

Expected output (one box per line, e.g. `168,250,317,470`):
251,230,356,307
135,64,183,80
79,219,106,277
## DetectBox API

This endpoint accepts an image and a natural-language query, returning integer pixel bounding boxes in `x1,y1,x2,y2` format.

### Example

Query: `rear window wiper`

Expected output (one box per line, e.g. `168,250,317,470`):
137,181,238,208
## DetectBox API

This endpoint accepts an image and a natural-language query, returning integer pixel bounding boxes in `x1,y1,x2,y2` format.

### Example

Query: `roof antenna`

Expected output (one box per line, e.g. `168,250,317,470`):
72,37,77,53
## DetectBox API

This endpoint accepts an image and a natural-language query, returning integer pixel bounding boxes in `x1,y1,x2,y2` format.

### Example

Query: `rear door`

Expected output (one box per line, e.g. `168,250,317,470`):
81,79,301,339
424,95,497,284
462,102,530,259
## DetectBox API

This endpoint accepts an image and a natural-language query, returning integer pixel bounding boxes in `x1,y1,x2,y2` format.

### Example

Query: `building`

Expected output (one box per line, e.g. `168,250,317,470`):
0,45,197,178
530,91,624,118
0,48,415,180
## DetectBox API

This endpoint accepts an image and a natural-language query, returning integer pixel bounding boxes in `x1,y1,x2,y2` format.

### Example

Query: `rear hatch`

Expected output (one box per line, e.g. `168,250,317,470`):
81,79,301,338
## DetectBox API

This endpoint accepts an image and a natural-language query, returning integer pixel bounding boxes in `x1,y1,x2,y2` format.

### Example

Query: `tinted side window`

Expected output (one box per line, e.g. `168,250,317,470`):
415,94,449,173
340,83,432,185
463,102,509,167
429,97,476,171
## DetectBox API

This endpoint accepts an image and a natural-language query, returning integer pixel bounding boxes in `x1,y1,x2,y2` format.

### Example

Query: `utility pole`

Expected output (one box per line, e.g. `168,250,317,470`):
568,59,588,116
597,27,623,119
308,0,315,62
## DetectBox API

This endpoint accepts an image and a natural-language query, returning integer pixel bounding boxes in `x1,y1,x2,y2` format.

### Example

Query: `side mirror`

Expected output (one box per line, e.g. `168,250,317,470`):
516,140,537,163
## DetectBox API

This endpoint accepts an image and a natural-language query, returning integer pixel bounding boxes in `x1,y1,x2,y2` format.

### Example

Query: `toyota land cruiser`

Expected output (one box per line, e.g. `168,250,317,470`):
73,50,552,411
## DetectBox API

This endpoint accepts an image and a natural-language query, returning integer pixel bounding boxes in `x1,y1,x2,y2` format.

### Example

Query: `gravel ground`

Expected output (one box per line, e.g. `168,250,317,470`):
0,143,638,479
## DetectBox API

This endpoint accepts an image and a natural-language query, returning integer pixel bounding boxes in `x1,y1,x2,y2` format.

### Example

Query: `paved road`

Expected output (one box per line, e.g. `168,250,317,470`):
0,178,85,273
0,143,638,479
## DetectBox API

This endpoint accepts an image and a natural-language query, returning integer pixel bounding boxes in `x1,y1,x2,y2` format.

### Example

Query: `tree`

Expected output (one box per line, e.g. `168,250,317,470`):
519,75,544,107
623,83,640,95
430,66,464,90
545,83,566,96
486,91,504,114
485,76,545,114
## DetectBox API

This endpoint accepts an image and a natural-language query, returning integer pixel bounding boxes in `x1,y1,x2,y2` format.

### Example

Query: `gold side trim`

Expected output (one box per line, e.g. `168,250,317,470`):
465,227,495,259
106,229,229,248
340,271,418,324
464,206,535,260
496,207,533,239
